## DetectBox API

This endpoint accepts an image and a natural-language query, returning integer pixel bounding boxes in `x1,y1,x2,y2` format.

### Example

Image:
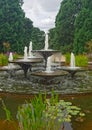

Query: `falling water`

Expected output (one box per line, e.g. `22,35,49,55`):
45,56,53,73
70,52,75,68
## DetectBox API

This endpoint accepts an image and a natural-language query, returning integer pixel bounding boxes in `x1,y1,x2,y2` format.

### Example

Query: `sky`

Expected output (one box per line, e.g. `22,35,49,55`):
22,0,61,32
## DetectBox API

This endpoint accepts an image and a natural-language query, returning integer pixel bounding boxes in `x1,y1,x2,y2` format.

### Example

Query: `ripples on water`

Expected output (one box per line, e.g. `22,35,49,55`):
0,70,92,94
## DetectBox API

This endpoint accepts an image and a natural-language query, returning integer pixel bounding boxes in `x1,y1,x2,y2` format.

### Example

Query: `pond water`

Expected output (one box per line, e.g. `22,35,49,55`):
0,93,92,130
0,70,92,130
0,70,92,94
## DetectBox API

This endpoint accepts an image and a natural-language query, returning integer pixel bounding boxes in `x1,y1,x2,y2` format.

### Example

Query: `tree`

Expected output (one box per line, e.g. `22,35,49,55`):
23,17,33,46
31,27,45,50
74,1,92,54
50,0,83,53
0,0,26,53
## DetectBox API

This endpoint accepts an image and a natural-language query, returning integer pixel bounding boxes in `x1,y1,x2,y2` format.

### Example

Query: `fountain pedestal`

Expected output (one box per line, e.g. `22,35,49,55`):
9,58,43,78
32,50,59,68
31,70,67,84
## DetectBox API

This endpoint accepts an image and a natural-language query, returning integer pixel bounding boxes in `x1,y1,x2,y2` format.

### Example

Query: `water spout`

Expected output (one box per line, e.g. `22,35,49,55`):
24,46,28,60
44,33,49,50
29,41,33,57
8,52,13,61
8,52,14,68
70,52,75,68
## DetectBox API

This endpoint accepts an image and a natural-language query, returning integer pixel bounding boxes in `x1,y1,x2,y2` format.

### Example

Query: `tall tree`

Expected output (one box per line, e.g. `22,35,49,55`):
23,17,33,46
31,27,45,50
0,0,26,53
74,0,92,54
52,0,83,53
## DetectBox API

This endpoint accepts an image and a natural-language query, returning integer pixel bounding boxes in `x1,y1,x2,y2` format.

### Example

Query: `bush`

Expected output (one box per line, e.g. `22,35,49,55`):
0,54,8,66
75,55,88,67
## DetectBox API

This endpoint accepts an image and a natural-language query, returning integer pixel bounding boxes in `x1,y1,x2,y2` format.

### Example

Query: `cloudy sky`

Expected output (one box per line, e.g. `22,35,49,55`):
22,0,61,32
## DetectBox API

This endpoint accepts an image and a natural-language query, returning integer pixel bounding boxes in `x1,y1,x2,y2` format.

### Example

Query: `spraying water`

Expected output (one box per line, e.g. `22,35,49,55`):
28,41,33,57
44,33,49,50
8,52,13,61
24,46,28,60
70,52,75,68
8,52,14,68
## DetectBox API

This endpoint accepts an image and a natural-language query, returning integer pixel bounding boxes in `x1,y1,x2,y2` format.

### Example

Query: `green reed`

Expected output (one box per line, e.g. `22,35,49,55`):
16,92,85,130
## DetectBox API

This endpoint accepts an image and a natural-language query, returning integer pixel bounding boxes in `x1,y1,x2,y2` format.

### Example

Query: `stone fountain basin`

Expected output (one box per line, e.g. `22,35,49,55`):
57,66,88,78
57,66,87,71
31,70,68,79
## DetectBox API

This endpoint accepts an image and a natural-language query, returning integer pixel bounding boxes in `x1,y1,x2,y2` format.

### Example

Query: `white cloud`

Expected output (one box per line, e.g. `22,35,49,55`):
22,0,61,31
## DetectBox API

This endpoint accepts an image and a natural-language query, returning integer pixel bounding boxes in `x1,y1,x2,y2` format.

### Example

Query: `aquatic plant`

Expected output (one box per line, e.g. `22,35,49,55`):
16,93,85,130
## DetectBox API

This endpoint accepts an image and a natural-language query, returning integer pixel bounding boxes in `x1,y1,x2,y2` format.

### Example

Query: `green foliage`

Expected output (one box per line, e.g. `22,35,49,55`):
0,0,25,53
16,93,85,130
75,55,88,67
65,53,71,65
0,53,21,66
1,98,12,121
49,0,83,53
0,54,8,66
65,53,88,67
50,0,92,54
74,6,92,54
0,0,44,54
31,27,45,50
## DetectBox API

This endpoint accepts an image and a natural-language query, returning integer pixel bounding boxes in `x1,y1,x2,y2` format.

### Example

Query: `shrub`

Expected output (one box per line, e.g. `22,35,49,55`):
75,55,88,67
65,53,70,65
0,54,8,66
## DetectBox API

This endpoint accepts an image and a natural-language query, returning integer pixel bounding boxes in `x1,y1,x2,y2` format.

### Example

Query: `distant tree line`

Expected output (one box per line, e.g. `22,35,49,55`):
49,0,92,54
0,0,44,54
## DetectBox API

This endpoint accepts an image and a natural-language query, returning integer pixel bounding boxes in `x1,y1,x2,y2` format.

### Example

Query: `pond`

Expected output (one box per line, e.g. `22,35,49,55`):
0,70,92,94
0,70,92,130
0,93,92,130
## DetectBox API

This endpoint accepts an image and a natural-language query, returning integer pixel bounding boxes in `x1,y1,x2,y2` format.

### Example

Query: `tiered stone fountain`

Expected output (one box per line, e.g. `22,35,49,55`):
9,45,43,77
32,32,59,68
31,34,67,82
58,52,86,77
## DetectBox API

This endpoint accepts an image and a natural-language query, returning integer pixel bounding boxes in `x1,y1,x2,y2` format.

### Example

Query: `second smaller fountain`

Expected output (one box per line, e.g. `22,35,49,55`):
70,52,75,68
57,52,86,77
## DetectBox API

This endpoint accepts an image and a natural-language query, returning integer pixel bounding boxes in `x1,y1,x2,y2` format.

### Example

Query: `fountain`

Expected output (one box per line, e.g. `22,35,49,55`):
70,52,75,68
8,46,43,77
44,32,49,50
32,32,59,68
8,52,13,61
8,52,15,69
28,41,34,58
24,46,28,60
31,55,67,83
45,56,53,73
58,52,86,77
